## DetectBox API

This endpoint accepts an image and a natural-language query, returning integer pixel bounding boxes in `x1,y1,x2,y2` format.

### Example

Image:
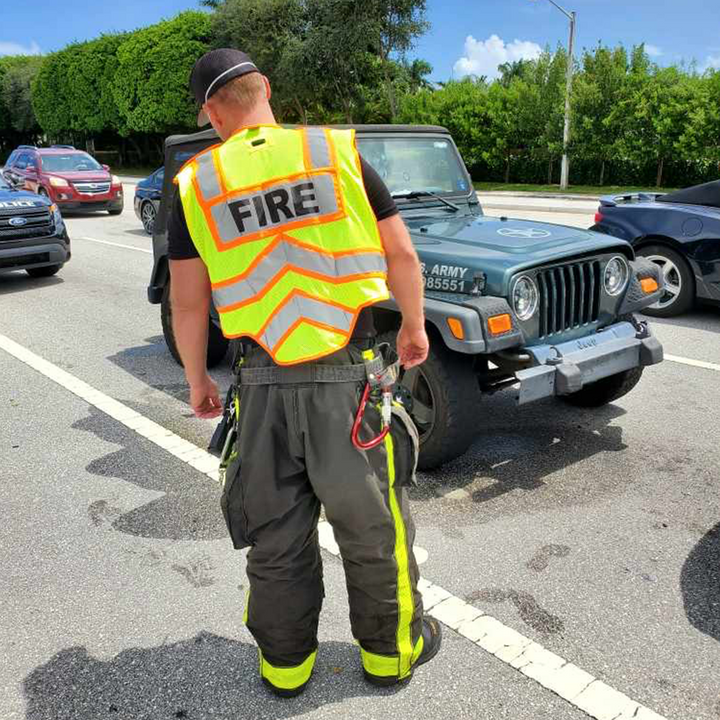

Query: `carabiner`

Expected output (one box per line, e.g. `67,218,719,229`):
351,383,390,451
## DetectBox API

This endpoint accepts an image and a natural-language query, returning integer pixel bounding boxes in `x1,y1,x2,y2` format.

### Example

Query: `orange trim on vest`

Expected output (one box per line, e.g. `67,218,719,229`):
220,289,387,366
216,267,387,314
210,232,385,291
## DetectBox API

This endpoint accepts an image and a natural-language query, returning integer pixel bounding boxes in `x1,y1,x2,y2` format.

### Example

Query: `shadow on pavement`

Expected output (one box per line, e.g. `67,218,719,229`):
681,522,720,642
648,306,720,334
123,228,152,239
415,400,627,503
24,634,382,719
107,335,233,410
0,272,63,295
72,406,227,541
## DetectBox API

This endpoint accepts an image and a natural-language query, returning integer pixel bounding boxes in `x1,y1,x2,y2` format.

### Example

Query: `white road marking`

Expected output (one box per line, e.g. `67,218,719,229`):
78,235,152,254
0,330,668,720
413,545,429,565
666,353,720,373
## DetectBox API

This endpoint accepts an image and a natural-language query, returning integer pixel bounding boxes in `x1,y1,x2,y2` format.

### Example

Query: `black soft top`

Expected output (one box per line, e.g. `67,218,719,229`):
657,180,720,209
165,124,451,149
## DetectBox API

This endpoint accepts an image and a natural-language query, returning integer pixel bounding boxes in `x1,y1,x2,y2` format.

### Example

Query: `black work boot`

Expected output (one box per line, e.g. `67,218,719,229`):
261,677,310,699
363,617,443,688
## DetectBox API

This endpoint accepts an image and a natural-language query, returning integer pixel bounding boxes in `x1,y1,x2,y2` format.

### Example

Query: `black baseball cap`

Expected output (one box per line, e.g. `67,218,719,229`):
190,48,260,126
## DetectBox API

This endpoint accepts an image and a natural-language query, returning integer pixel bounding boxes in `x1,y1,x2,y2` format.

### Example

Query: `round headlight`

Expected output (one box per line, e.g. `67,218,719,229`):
604,256,629,296
512,276,539,321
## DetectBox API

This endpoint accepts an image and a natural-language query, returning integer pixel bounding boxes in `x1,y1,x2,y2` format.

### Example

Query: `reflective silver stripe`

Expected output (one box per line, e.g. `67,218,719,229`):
212,240,387,309
210,173,339,245
195,150,222,201
305,128,331,169
204,62,258,103
261,296,353,350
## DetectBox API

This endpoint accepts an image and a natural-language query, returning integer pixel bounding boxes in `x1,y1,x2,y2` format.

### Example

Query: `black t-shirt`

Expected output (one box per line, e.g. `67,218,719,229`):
167,155,398,338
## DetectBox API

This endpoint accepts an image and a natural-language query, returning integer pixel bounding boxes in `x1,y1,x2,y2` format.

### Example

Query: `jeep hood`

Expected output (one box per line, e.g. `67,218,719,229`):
408,213,630,295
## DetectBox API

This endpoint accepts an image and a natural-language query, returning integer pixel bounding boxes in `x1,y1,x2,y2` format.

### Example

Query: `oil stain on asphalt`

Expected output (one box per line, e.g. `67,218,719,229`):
466,588,565,635
526,544,571,571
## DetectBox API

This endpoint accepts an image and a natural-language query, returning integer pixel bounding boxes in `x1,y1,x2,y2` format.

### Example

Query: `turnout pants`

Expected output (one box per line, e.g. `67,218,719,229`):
221,343,424,690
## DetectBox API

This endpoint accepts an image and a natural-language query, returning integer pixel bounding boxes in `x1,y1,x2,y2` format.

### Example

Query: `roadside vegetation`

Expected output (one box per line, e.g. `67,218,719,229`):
1,0,718,189
473,183,680,196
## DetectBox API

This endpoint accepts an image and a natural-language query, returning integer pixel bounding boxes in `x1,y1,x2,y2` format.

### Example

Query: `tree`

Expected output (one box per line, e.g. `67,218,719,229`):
365,0,429,120
209,0,308,120
0,55,43,151
112,12,211,135
571,45,629,185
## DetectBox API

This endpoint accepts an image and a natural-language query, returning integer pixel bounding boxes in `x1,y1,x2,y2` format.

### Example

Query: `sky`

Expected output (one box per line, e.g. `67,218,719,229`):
1,0,719,82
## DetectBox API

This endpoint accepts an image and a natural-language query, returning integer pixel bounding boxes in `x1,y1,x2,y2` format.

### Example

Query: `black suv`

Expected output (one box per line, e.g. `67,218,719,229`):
0,173,70,277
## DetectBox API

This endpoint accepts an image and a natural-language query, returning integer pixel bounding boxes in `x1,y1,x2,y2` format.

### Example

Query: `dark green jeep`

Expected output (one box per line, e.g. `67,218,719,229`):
147,125,664,468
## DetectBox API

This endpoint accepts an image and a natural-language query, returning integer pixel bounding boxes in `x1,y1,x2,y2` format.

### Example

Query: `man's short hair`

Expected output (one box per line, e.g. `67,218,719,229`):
211,73,266,110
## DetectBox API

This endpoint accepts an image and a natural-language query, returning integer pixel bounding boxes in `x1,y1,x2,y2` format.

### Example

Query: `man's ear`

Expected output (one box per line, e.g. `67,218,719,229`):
205,101,224,133
262,75,272,102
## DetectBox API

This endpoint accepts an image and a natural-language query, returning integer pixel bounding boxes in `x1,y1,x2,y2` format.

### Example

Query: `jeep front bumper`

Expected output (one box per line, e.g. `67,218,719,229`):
514,320,663,405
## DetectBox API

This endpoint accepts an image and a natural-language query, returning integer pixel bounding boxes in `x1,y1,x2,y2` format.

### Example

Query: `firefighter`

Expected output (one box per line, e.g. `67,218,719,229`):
168,48,441,697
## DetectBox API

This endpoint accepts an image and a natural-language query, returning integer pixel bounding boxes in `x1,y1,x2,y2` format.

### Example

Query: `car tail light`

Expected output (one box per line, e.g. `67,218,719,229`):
594,212,604,224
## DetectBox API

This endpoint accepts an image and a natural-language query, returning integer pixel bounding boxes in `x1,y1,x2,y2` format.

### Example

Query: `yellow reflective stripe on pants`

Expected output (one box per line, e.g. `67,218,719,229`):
260,649,317,690
360,635,424,678
360,432,419,679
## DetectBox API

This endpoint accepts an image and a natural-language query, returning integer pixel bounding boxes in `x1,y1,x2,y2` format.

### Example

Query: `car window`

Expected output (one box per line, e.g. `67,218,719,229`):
155,168,165,186
356,137,470,196
6,151,18,167
15,152,31,169
40,152,103,173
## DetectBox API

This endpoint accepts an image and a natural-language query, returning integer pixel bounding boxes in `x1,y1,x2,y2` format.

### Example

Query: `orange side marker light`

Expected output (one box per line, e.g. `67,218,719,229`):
641,278,659,294
488,313,512,336
447,318,465,340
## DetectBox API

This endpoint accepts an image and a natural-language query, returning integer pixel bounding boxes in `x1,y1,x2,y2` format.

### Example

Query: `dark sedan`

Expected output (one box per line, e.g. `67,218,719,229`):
134,167,164,235
592,180,720,317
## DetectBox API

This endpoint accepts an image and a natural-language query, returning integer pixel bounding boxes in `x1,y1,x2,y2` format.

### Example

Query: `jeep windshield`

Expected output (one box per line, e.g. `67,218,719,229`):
40,153,103,172
356,136,471,200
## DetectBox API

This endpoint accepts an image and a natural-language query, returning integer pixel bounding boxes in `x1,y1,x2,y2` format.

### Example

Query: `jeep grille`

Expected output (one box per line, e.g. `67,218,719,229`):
537,260,602,338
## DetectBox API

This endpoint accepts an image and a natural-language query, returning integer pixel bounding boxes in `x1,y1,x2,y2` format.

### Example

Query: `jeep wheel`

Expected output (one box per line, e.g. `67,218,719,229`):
26,264,61,278
560,366,644,408
637,244,694,317
161,280,229,368
378,331,481,470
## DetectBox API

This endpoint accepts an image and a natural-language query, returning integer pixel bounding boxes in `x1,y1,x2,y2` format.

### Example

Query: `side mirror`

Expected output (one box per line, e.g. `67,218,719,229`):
102,164,110,172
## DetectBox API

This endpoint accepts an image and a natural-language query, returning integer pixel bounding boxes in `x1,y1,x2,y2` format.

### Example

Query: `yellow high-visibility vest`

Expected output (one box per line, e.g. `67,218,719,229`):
176,124,389,365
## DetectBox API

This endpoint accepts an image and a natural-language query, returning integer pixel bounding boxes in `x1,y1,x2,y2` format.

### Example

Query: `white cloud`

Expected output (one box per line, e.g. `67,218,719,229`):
645,44,663,58
0,41,42,57
453,34,542,80
704,55,720,70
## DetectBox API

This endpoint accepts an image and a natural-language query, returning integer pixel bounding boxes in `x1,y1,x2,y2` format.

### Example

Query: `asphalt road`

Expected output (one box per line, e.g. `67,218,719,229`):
1,195,719,720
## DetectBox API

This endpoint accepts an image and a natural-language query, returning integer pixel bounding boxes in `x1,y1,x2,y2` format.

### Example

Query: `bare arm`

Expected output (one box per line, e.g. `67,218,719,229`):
169,258,222,418
377,214,429,368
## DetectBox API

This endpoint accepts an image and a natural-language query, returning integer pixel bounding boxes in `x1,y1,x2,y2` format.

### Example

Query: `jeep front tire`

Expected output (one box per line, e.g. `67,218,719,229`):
161,280,229,368
378,331,481,470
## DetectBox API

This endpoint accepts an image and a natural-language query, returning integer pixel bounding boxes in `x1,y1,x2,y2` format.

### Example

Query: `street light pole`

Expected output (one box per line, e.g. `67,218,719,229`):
534,0,576,190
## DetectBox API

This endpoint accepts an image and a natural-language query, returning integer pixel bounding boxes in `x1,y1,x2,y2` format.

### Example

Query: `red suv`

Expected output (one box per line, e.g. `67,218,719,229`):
3,145,124,214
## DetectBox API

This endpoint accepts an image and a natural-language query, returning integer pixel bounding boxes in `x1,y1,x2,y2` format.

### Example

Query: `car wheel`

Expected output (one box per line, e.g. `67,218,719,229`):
378,330,481,470
108,206,123,216
161,280,229,368
637,244,695,317
141,201,156,235
26,264,62,278
559,366,644,408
